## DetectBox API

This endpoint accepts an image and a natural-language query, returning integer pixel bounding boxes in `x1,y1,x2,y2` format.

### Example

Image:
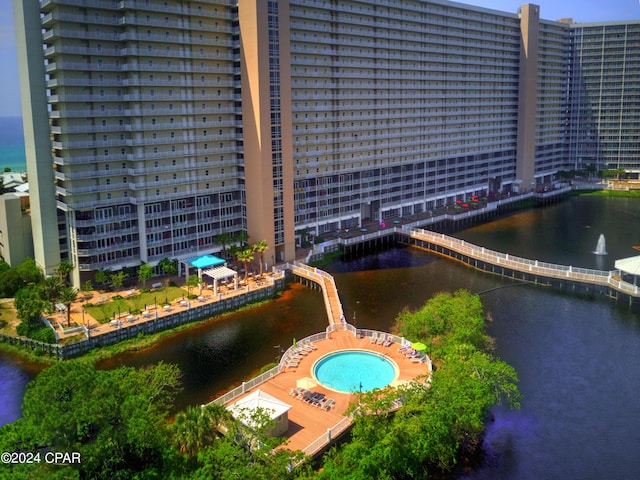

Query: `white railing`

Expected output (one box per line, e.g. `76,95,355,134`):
299,413,355,459
288,262,345,325
210,365,280,407
410,228,613,283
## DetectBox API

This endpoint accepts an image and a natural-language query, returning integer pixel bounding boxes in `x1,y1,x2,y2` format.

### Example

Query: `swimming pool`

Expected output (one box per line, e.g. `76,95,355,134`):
312,350,398,393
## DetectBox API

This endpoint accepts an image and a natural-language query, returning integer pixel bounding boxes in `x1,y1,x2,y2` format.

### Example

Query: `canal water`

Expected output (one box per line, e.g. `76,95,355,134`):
1,196,639,479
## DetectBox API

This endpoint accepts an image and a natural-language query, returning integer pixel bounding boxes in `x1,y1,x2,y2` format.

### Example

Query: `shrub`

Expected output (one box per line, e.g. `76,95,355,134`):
112,295,123,301
0,269,25,297
16,321,29,337
30,327,56,344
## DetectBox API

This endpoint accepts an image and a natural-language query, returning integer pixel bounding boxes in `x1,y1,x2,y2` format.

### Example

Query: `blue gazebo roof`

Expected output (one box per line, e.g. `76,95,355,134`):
187,254,225,269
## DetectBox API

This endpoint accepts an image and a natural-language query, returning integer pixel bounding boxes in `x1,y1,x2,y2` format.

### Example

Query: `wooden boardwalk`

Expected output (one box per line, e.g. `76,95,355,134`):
407,229,640,298
289,263,345,325
222,330,429,456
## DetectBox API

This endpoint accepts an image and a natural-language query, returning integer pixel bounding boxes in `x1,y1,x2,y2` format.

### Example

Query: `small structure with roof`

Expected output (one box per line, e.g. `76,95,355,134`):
183,254,238,295
615,255,640,289
227,389,291,437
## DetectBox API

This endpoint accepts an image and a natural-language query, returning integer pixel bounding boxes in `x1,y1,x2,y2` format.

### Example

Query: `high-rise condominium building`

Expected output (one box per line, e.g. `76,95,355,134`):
13,0,638,287
567,21,640,174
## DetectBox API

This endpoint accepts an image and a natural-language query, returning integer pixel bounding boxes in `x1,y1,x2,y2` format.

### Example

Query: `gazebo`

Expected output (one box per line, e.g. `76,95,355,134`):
615,255,640,288
227,389,291,437
184,254,238,295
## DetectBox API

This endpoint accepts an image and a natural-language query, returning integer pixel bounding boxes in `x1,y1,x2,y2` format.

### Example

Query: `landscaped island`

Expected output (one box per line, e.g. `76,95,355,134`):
0,290,520,479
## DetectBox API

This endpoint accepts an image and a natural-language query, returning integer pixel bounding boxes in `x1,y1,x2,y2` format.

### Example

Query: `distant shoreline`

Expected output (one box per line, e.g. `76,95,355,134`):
0,116,26,173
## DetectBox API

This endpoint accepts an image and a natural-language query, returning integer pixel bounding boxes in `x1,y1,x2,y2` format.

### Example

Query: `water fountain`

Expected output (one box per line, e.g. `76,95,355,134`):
593,234,607,255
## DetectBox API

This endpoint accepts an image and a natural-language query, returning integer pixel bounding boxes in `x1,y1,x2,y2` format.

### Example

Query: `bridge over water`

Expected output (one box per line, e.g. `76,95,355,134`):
403,228,640,305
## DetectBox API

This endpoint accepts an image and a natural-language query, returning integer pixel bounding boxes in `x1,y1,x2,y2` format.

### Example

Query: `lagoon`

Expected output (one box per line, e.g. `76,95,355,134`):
1,196,639,478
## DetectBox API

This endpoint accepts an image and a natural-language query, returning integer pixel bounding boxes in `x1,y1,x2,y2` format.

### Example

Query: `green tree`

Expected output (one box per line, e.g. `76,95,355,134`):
138,263,153,289
234,230,249,248
316,291,519,479
0,268,24,297
81,279,93,292
41,275,64,313
55,260,74,286
186,274,201,296
236,247,255,282
0,360,182,479
94,269,110,289
192,407,305,479
214,232,233,261
60,286,78,327
253,239,269,276
110,270,128,291
158,258,178,288
14,285,47,326
170,403,228,458
16,257,43,284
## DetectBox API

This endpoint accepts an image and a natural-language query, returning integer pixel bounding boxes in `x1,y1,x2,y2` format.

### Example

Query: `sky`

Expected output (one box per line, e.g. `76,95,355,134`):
0,0,638,118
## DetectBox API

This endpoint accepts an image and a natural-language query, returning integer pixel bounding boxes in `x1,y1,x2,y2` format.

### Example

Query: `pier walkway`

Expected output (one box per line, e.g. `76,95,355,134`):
282,262,345,326
406,228,640,299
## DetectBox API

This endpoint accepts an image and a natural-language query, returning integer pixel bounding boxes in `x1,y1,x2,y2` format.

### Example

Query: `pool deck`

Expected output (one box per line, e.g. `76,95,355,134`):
223,330,430,455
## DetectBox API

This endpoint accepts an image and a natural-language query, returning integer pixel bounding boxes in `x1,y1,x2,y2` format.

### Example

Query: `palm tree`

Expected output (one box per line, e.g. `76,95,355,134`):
237,247,255,282
55,260,74,286
60,286,78,327
234,230,249,248
41,276,64,313
253,240,268,277
171,403,228,457
214,232,232,261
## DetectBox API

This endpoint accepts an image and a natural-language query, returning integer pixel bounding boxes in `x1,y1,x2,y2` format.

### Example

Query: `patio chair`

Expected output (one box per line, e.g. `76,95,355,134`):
322,399,335,411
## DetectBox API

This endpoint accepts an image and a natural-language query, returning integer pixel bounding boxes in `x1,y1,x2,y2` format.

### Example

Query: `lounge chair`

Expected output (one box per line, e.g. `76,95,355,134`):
383,336,393,347
398,343,410,352
370,333,378,344
376,335,385,345
322,399,335,411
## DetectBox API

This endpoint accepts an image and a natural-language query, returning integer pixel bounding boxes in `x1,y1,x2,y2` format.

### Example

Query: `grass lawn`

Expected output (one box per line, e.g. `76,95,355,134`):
0,301,19,335
580,189,640,198
84,286,189,323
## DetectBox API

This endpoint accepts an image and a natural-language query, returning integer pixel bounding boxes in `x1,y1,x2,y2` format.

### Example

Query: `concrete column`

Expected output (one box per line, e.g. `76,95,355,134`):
13,0,61,275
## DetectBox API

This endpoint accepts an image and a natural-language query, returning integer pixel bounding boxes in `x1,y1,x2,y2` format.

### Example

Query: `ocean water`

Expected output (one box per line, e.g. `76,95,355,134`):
0,117,26,173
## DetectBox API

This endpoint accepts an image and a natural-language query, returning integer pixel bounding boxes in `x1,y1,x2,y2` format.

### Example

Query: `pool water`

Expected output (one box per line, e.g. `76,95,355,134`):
313,350,397,393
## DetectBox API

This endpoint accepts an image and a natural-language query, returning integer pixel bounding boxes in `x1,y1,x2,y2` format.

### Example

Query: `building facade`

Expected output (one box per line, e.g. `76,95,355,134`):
567,21,640,175
12,0,637,286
